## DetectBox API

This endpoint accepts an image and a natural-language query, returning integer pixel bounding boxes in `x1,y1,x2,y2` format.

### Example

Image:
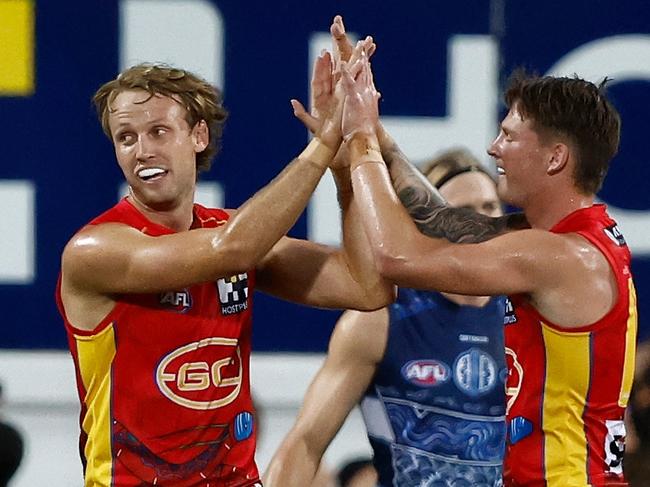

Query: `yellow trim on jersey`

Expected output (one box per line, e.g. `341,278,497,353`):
619,279,638,407
541,323,591,487
74,324,117,487
0,0,35,95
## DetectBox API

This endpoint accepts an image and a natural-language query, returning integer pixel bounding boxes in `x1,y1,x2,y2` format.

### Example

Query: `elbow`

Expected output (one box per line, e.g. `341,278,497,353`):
359,282,396,311
374,247,412,285
210,234,260,275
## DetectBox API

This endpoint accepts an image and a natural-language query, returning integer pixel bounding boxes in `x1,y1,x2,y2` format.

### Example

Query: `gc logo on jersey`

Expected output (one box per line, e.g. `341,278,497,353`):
216,273,249,315
505,347,523,415
453,348,497,396
156,337,243,410
402,360,450,387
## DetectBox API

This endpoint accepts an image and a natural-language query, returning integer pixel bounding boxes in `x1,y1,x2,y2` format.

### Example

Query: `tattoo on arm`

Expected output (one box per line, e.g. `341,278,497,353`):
381,139,529,243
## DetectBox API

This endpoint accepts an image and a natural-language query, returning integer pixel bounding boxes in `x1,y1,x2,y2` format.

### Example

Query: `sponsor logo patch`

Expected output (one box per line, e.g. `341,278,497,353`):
402,360,450,387
604,224,627,247
504,297,517,325
605,419,626,475
216,273,249,315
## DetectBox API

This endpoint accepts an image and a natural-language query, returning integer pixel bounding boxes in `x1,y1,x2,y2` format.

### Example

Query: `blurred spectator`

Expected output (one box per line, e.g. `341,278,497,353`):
624,340,650,486
0,383,24,487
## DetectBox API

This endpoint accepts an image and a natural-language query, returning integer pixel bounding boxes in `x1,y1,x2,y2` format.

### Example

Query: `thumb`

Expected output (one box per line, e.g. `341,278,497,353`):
290,99,319,133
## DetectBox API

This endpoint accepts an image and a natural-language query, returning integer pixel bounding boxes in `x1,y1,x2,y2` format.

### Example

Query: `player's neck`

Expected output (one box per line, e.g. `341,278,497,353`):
127,194,195,232
525,187,594,230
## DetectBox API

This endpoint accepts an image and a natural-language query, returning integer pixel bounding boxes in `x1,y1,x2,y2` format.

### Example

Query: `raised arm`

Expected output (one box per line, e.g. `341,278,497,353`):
263,308,387,486
257,43,393,311
331,15,527,244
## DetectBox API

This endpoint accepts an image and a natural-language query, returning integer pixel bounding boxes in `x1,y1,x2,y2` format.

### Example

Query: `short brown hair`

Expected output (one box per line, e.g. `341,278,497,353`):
504,69,620,194
420,148,494,189
93,63,228,174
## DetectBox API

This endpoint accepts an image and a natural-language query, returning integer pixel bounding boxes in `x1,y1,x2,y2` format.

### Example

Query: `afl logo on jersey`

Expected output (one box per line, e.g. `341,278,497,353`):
217,273,249,315
159,289,192,313
402,360,450,387
453,348,497,396
155,337,243,410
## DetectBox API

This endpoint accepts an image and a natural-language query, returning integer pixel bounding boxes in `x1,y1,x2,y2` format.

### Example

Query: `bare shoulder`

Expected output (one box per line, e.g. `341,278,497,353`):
530,231,618,327
330,308,389,364
62,222,138,282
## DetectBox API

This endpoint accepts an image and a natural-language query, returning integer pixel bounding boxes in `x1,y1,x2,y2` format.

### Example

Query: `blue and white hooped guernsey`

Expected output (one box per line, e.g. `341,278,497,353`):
360,288,507,487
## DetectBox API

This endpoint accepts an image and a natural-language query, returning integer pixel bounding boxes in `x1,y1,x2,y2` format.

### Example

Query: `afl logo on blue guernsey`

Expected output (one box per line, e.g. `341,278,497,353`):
402,360,450,387
453,348,497,396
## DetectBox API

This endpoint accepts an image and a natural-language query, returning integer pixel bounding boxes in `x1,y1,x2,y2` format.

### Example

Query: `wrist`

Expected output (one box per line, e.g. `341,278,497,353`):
299,138,335,169
346,132,383,168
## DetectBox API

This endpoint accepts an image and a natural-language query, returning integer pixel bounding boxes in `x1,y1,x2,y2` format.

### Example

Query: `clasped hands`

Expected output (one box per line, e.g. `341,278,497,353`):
293,15,382,171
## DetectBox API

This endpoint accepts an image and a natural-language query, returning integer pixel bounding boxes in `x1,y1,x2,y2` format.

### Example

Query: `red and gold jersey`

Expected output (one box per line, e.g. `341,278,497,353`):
56,198,261,487
504,205,637,487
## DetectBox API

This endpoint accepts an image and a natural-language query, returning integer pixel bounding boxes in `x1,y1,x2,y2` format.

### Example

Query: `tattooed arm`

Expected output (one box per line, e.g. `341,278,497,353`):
376,126,528,243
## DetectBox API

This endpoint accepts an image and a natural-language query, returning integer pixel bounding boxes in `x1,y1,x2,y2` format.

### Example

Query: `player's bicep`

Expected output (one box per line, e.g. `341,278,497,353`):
62,223,229,294
256,238,374,309
392,229,562,296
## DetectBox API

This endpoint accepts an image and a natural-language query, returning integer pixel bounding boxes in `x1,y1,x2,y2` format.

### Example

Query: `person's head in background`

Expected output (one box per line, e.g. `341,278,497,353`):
421,147,502,218
337,457,377,487
0,383,24,487
421,148,503,306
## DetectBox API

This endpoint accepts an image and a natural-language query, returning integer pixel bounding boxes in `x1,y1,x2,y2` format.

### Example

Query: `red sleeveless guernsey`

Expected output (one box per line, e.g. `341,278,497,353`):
56,198,261,487
503,205,637,487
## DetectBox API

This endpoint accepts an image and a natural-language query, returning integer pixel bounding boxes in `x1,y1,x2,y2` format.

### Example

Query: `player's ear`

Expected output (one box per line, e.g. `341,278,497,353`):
192,120,209,152
547,142,569,175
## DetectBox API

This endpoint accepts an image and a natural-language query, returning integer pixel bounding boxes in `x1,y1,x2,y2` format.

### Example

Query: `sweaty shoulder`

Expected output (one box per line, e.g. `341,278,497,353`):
529,231,617,327
62,222,141,286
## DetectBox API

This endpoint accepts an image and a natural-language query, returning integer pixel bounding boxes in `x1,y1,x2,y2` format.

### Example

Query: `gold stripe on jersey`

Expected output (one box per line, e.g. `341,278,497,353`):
619,279,638,407
541,323,591,487
74,324,116,486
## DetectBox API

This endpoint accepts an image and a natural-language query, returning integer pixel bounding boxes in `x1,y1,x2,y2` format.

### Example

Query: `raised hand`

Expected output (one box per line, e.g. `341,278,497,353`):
341,46,380,142
331,15,376,66
291,51,336,141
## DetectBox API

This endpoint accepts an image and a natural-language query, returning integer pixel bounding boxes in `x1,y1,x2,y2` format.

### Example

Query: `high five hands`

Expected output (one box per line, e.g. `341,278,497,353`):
291,15,381,169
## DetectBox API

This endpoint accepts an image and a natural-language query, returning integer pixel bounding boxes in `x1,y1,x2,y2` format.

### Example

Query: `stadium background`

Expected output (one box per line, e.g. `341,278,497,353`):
0,0,649,485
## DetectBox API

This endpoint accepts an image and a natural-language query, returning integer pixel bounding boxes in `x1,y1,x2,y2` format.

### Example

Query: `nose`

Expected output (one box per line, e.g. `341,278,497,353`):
135,135,154,162
487,137,499,158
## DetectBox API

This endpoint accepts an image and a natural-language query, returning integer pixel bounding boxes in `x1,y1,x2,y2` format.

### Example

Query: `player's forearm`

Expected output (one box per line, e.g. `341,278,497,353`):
333,156,394,309
263,438,322,487
216,139,334,269
377,125,528,242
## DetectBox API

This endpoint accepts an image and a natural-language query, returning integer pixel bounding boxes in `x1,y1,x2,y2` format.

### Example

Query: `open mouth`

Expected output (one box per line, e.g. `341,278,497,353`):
496,166,505,176
137,167,168,181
